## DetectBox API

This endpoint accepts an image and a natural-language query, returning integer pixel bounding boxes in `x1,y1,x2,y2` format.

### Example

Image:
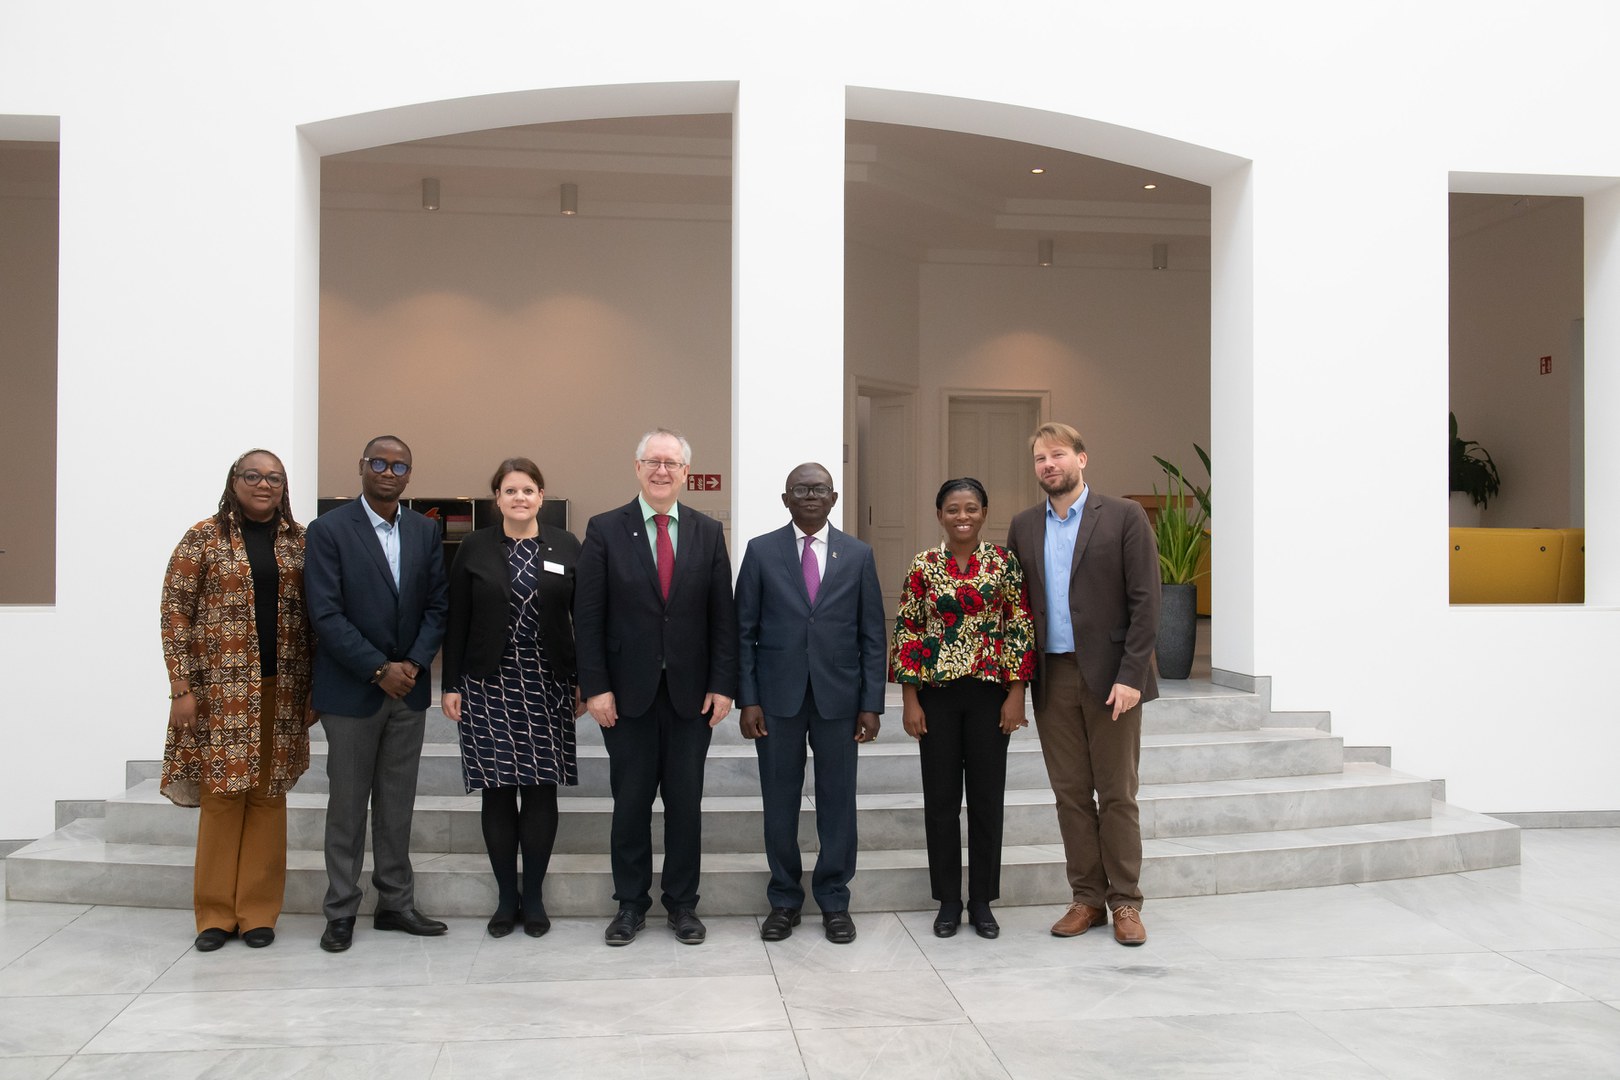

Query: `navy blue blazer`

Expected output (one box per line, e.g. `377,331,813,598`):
573,498,738,718
304,498,449,715
735,523,887,719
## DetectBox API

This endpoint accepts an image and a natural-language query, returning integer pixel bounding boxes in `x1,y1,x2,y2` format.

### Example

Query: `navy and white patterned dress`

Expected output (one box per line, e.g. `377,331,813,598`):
458,537,578,790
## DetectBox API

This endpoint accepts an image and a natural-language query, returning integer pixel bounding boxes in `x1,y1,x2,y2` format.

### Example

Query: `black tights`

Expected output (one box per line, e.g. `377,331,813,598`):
480,785,559,915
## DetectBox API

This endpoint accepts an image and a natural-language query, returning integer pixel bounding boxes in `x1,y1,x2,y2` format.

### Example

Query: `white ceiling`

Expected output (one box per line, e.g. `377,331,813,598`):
321,114,1214,269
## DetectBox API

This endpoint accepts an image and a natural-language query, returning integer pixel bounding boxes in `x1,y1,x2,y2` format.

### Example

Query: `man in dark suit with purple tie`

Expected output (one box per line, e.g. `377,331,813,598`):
573,428,738,947
735,463,886,944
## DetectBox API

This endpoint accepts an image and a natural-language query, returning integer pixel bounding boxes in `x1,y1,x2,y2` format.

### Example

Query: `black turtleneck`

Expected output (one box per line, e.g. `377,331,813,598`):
239,514,280,678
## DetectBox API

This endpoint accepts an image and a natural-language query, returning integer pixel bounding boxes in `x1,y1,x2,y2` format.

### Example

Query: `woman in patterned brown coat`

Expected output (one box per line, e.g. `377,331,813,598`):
161,449,315,952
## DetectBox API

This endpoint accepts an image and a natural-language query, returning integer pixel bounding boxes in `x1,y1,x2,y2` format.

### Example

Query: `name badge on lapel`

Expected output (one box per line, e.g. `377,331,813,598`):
544,561,565,575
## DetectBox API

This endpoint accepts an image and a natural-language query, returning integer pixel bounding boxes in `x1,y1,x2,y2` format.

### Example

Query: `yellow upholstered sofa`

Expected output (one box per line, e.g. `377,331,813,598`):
1449,527,1584,604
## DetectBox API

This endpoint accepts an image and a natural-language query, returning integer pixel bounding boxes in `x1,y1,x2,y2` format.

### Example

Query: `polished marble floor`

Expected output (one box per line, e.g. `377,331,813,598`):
2,829,1617,1078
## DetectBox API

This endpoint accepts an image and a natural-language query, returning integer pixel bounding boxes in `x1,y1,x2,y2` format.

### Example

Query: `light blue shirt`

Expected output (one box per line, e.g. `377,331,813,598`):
639,495,679,562
1042,484,1087,653
360,496,401,589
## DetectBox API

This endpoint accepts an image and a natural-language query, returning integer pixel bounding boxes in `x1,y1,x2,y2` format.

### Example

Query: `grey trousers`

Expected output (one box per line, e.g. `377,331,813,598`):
320,699,427,920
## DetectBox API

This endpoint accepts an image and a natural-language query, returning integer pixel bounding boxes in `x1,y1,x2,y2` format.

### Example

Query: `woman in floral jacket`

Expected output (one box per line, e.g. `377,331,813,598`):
890,477,1036,941
161,449,315,952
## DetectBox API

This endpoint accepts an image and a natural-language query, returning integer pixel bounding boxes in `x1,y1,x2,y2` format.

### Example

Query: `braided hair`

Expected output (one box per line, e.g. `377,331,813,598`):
216,448,299,538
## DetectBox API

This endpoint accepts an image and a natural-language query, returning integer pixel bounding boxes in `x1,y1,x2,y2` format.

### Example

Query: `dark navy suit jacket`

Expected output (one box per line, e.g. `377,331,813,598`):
573,498,738,718
304,498,449,715
735,523,887,719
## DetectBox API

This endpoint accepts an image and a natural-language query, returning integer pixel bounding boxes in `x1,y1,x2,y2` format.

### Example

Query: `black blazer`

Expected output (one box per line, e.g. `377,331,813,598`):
442,523,581,692
304,498,449,715
735,523,887,719
573,498,738,718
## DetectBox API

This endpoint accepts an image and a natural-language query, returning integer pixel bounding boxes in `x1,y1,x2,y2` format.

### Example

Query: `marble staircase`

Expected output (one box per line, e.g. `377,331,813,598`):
6,680,1519,914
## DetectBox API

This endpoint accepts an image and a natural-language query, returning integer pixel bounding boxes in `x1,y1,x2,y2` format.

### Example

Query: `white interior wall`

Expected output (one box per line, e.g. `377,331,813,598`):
915,262,1211,547
320,209,733,529
1449,197,1584,528
2,0,1619,836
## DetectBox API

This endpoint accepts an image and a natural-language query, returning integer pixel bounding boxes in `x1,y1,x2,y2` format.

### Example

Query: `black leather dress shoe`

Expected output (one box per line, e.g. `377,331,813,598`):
967,901,1000,939
242,927,275,948
933,901,963,938
523,901,551,938
604,907,645,946
822,910,857,944
320,917,355,953
374,908,448,936
667,908,707,945
194,928,235,952
487,907,518,938
760,907,801,941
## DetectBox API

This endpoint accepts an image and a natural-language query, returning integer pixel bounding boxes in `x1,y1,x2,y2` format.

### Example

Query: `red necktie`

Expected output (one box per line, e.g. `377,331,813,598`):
654,513,674,600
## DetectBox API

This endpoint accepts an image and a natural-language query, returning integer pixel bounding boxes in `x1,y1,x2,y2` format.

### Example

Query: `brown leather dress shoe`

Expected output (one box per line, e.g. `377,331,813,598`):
1051,902,1108,938
1112,905,1147,946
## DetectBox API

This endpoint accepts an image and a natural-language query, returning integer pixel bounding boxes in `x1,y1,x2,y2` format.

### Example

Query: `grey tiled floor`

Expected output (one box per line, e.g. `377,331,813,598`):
2,829,1617,1078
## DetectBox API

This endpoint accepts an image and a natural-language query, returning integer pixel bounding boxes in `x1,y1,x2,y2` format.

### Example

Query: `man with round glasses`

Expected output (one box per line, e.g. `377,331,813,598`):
735,463,885,943
304,434,449,952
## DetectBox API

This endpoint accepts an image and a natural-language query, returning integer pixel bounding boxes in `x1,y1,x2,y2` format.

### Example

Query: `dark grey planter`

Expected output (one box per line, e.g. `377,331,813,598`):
1156,582,1198,680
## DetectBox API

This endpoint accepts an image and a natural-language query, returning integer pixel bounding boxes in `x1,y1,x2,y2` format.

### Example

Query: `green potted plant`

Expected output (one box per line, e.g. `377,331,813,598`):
1150,446,1209,680
1449,412,1500,526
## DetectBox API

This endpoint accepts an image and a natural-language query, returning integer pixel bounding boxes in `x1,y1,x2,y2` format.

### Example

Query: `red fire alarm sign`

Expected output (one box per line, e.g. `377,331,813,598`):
685,473,723,491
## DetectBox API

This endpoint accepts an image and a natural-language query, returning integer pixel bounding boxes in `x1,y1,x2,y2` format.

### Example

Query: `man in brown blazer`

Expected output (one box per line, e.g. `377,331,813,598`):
1005,422,1159,946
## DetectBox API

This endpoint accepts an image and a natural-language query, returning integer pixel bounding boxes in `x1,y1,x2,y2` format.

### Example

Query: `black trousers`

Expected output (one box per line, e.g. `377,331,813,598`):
916,678,1010,903
600,674,714,914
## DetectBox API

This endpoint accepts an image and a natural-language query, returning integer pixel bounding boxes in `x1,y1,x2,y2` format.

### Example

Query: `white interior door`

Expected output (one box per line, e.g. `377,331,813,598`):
946,395,1041,545
859,392,916,621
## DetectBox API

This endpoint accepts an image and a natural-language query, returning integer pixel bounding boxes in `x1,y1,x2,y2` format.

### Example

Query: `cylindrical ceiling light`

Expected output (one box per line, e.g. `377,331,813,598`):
422,178,440,212
1152,242,1169,270
1038,238,1054,267
560,182,578,216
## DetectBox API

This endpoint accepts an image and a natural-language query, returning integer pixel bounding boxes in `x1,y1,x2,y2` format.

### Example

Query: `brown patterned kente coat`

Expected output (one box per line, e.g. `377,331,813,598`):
159,513,315,807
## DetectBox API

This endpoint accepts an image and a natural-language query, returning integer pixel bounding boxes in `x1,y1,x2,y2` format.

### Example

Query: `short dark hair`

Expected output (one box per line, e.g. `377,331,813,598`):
490,457,545,493
363,434,411,457
935,476,988,510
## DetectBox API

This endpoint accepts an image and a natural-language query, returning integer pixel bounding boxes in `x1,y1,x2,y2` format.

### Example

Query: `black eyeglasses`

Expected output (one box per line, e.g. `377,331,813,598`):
236,470,286,488
791,484,833,499
638,458,686,473
365,458,411,477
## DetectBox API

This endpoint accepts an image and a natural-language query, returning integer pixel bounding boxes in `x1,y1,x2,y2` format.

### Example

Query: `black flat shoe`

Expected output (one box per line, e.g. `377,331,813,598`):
933,901,963,938
194,928,235,952
604,907,645,946
374,908,448,936
760,907,801,941
667,908,707,945
523,902,550,938
967,901,1000,939
242,927,275,948
487,907,519,938
320,916,355,953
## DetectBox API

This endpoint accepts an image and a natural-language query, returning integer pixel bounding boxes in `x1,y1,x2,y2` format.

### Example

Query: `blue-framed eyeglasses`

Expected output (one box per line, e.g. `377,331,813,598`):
365,457,411,477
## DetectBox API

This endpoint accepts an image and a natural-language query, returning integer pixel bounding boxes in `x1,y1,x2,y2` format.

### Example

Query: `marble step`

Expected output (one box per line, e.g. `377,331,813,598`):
290,728,1342,799
5,801,1519,916
102,764,1423,855
308,684,1267,746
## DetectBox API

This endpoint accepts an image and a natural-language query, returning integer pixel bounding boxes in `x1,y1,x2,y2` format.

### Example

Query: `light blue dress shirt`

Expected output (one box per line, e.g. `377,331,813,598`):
1042,484,1087,653
639,495,679,561
360,496,402,589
